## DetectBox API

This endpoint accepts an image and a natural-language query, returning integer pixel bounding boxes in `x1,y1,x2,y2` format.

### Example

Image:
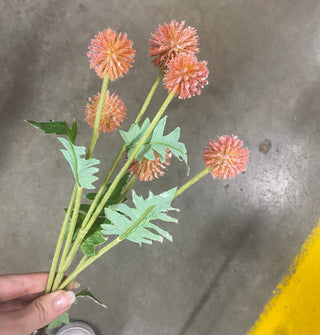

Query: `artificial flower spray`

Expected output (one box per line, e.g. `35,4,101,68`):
27,20,249,333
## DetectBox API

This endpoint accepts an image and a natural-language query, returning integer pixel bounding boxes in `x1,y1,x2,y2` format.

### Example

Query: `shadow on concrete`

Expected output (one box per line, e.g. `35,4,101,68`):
177,216,259,335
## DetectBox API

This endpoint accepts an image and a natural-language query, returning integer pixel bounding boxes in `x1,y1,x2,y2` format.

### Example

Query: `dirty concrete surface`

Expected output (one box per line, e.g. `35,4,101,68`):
1,1,320,334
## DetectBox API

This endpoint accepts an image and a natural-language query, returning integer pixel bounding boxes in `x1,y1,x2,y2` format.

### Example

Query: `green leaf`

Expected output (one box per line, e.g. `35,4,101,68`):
119,118,150,150
47,312,69,329
26,120,77,144
64,212,86,242
63,173,130,255
64,212,107,256
119,116,188,167
79,203,105,218
70,121,78,144
85,172,130,206
81,230,106,256
101,188,179,246
58,137,100,189
76,289,107,309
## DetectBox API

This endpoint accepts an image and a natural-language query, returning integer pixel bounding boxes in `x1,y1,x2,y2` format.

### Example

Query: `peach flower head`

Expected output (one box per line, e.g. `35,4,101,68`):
164,54,209,99
128,149,171,182
85,90,126,134
88,28,135,81
149,20,199,69
203,135,249,179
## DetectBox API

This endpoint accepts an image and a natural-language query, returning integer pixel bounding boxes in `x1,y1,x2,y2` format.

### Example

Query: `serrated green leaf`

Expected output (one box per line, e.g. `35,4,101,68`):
58,137,100,189
26,120,77,144
81,230,106,256
76,289,107,309
47,312,69,329
119,119,151,150
85,172,130,205
101,188,179,246
119,116,188,169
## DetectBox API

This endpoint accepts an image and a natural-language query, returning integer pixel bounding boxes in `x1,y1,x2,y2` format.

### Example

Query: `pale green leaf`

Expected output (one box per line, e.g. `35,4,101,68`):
119,116,188,168
76,289,107,309
119,119,151,150
101,188,179,246
58,137,100,189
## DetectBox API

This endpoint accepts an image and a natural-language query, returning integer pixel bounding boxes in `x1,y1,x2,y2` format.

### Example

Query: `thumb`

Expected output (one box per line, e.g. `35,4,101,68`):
1,290,76,335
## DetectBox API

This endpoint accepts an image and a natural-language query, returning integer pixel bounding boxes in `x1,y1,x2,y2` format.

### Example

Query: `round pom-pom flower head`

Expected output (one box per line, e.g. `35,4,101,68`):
128,149,171,182
164,54,209,99
203,135,249,179
85,90,127,134
149,20,199,69
88,28,135,81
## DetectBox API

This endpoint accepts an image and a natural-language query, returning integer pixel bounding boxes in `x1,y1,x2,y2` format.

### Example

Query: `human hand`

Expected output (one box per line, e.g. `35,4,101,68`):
0,272,76,335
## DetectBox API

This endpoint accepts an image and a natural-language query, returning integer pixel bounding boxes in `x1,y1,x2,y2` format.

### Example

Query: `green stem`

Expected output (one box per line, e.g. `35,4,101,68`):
135,70,164,124
59,237,121,290
59,149,210,291
45,185,77,294
75,255,88,271
59,205,154,290
46,74,109,293
62,92,175,273
64,70,163,261
91,69,164,196
174,167,212,199
86,76,109,160
119,175,137,203
52,186,83,291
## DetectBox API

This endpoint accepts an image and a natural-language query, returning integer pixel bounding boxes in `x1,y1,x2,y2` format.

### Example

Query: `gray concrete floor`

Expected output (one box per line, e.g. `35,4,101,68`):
1,0,320,334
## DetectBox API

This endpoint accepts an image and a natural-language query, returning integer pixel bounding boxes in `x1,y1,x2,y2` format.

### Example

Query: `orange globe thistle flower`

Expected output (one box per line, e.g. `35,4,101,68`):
88,28,135,81
149,20,199,69
85,91,127,134
128,149,171,182
164,54,209,99
203,135,249,179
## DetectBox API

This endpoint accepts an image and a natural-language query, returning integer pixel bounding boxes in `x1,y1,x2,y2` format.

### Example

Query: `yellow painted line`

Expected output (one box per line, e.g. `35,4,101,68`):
248,218,320,335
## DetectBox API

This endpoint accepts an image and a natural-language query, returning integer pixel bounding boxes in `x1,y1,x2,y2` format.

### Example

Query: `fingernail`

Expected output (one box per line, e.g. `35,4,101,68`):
74,281,81,289
54,291,76,312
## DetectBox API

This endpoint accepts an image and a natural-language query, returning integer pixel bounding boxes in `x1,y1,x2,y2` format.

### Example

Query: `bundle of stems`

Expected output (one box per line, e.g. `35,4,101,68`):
45,71,211,294
29,24,250,335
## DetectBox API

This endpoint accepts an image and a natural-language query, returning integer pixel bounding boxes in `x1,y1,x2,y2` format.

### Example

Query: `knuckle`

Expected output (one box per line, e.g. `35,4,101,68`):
33,299,49,324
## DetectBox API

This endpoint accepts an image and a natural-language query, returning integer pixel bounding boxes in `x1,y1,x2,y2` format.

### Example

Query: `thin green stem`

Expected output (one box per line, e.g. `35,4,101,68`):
86,76,109,160
45,185,77,294
119,175,137,203
59,237,121,290
76,255,88,270
135,70,164,124
52,186,83,291
59,205,154,290
62,92,175,273
60,186,83,266
174,167,212,199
